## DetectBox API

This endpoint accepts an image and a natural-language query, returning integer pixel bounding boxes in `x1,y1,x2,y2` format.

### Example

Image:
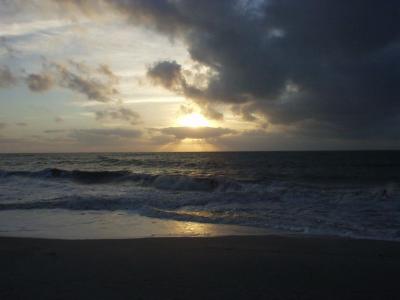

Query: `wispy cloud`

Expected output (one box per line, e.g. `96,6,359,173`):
23,60,121,102
70,128,142,144
156,126,236,140
44,129,67,134
54,116,64,123
54,61,120,102
25,73,54,92
0,66,17,88
95,106,141,125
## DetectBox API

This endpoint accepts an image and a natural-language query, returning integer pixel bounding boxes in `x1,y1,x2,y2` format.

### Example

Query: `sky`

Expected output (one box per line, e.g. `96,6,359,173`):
0,0,399,152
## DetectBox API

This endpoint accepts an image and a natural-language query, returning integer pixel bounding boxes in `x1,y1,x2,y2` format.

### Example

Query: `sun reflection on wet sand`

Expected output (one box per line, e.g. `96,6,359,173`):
0,210,272,239
172,221,213,236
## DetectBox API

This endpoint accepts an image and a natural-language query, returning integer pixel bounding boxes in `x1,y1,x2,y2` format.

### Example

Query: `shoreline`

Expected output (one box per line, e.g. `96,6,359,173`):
1,209,397,242
1,234,400,299
1,231,400,243
0,209,275,239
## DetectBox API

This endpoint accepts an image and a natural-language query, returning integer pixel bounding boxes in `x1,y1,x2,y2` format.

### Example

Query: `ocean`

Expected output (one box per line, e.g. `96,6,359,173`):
0,151,399,240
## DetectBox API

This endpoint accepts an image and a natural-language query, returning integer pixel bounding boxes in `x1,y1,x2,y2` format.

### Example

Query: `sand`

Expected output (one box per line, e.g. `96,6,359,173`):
1,235,400,300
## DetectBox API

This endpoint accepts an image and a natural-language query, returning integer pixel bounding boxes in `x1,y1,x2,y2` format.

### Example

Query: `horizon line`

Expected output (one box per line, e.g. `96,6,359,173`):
1,149,399,155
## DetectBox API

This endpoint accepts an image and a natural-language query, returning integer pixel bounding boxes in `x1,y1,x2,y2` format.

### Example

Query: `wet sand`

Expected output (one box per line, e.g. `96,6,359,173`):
1,235,400,299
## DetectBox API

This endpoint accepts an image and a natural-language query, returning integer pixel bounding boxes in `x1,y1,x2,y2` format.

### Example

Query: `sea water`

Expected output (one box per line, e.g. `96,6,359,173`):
0,151,399,240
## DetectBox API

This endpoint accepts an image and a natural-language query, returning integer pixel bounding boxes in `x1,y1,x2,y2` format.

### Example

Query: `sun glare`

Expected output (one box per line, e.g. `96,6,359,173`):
178,113,210,128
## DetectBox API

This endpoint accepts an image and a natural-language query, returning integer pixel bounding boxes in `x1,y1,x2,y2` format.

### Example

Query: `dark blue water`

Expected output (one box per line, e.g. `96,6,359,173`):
0,151,399,240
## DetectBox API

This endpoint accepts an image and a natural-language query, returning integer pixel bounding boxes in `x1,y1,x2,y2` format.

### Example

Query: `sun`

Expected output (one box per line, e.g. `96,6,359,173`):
177,113,210,128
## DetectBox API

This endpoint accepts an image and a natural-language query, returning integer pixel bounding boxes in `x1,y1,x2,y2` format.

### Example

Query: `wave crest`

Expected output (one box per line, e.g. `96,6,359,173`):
0,168,244,192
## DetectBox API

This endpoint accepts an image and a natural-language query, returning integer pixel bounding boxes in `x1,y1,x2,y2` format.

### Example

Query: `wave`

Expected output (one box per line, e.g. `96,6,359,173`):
0,168,244,192
0,192,398,241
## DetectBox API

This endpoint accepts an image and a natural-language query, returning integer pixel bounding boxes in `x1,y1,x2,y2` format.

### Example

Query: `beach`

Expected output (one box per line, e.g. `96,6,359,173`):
1,235,400,300
1,152,399,299
1,0,400,298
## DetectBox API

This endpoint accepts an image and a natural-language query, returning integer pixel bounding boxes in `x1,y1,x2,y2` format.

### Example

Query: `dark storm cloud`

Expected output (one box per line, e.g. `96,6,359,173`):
90,0,400,141
25,73,54,92
0,66,17,88
157,126,236,140
95,107,141,125
147,60,183,91
147,60,224,120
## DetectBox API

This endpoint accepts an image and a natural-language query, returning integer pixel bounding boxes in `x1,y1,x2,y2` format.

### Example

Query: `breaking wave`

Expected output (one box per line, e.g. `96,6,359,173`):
0,168,244,192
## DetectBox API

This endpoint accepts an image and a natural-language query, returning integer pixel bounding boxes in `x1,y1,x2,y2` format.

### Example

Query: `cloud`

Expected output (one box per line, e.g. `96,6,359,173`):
97,64,119,84
179,104,193,115
0,37,20,58
95,107,141,125
231,103,259,122
157,126,236,140
0,122,6,129
25,73,54,92
147,60,183,91
147,60,224,120
213,127,400,151
70,128,142,144
0,66,17,88
44,129,67,134
54,116,64,123
16,122,27,127
23,61,121,102
54,61,120,102
95,0,400,141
